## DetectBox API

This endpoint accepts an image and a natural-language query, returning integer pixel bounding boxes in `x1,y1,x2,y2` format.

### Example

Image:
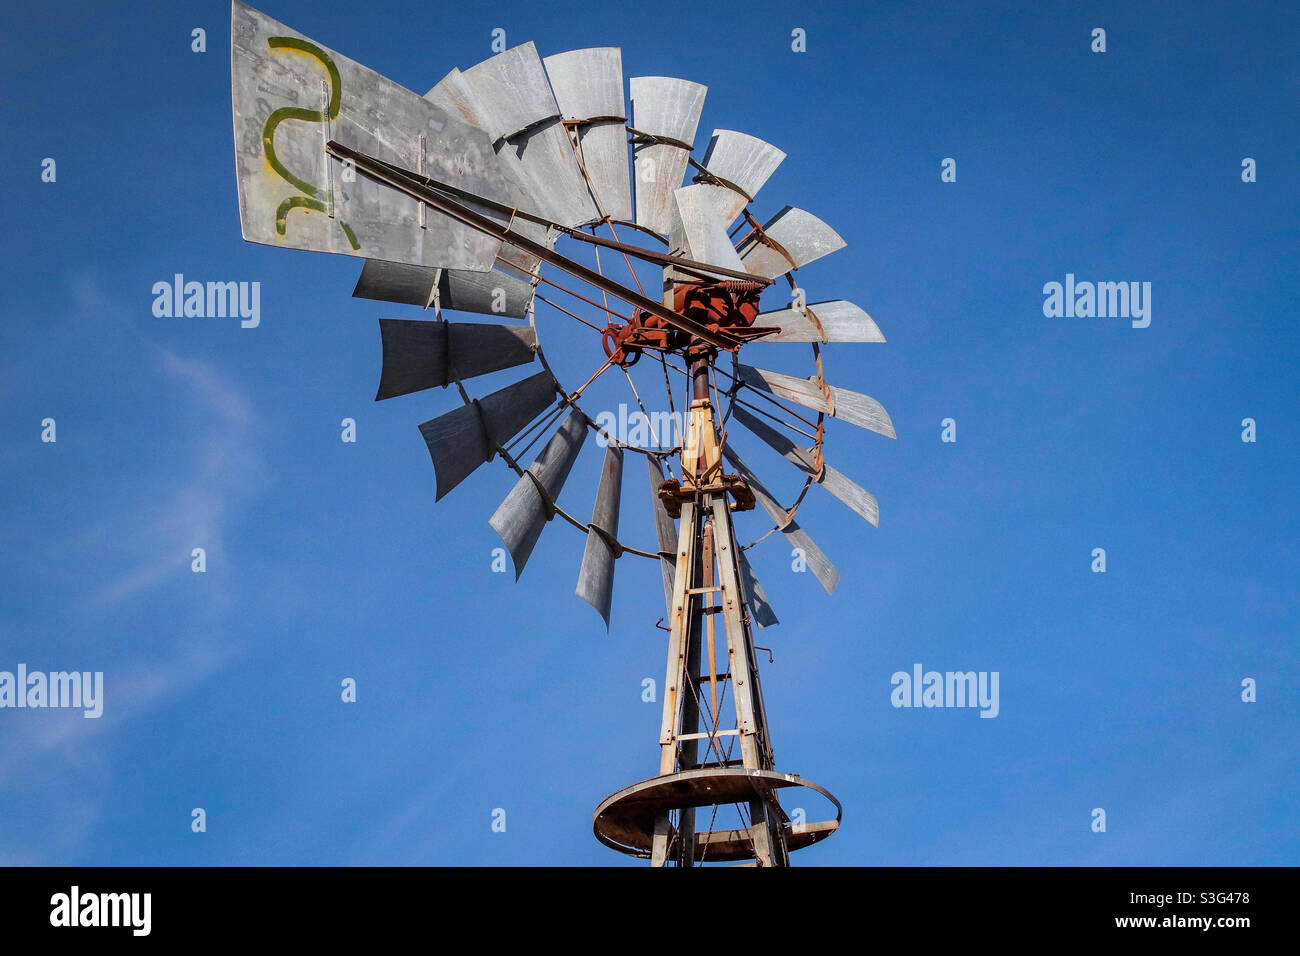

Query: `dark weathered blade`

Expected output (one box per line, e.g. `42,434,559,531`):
440,266,534,317
722,444,839,594
353,260,535,317
629,76,706,235
737,206,845,279
698,129,785,225
418,370,558,500
736,364,896,439
353,259,438,307
752,299,884,343
376,319,537,400
489,411,588,577
736,547,779,629
647,455,678,613
543,47,631,223
731,406,879,526
576,444,624,627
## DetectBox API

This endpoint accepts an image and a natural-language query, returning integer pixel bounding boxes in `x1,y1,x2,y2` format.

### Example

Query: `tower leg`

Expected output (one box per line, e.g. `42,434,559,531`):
649,490,791,866
651,500,698,867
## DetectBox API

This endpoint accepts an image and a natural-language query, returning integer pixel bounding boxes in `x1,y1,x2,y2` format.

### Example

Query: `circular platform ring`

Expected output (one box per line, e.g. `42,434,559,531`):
593,767,842,862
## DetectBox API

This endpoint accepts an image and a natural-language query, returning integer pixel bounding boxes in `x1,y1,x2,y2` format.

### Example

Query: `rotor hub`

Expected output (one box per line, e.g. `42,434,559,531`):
601,279,766,367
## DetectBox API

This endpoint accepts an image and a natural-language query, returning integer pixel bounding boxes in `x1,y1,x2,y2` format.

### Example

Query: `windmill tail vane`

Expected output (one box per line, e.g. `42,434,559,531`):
230,0,894,866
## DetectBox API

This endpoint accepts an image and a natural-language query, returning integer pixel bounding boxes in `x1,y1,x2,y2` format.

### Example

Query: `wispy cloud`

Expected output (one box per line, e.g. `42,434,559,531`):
0,276,268,861
89,344,264,607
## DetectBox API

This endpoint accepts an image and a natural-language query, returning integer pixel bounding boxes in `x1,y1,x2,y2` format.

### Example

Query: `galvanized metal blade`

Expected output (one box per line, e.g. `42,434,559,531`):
457,43,599,227
753,299,884,343
376,319,537,401
647,456,678,614
736,364,896,439
231,1,527,270
354,259,535,317
668,185,747,281
543,48,632,223
353,260,440,308
418,369,558,500
424,65,554,239
722,444,839,594
576,444,625,627
489,411,588,577
737,206,846,279
423,67,550,273
629,76,706,235
439,266,535,317
731,406,879,526
698,129,786,225
736,547,779,629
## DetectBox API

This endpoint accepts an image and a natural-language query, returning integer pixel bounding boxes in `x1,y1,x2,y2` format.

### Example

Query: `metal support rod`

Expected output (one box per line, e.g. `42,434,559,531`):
702,519,719,733
325,141,750,349
676,522,706,867
651,499,698,866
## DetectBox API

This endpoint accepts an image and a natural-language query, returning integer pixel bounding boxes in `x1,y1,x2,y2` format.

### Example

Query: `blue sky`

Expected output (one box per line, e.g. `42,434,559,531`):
0,0,1295,865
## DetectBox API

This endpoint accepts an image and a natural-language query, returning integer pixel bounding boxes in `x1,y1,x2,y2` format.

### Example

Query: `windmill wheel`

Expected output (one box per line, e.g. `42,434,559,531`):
347,46,895,623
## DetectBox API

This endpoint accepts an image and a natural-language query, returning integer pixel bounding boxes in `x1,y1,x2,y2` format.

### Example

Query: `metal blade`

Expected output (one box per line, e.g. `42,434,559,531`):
489,411,588,577
417,370,558,500
736,364,896,438
438,266,535,317
698,129,785,225
423,67,487,127
458,43,599,227
737,206,846,279
544,48,632,223
423,67,550,273
629,76,706,235
353,260,535,317
668,185,746,280
647,456,678,614
231,0,523,270
736,547,779,629
722,444,839,594
731,406,879,526
576,444,624,627
376,319,537,401
752,299,884,343
353,259,438,308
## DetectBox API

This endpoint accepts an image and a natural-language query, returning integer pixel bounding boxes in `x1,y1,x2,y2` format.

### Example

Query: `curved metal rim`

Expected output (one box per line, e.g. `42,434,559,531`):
592,767,843,859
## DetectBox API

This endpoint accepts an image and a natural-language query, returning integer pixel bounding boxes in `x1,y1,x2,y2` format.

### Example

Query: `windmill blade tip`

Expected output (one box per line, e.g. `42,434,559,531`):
574,587,612,628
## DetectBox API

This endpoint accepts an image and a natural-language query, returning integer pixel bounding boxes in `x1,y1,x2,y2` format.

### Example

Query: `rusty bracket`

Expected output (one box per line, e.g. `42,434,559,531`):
626,126,693,152
741,209,799,274
657,476,755,518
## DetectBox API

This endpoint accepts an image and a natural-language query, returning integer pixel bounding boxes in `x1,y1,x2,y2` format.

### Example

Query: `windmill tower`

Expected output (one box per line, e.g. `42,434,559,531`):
231,0,894,866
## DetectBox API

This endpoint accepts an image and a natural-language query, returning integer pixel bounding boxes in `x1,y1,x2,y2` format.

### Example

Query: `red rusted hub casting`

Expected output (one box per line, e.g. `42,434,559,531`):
601,279,769,368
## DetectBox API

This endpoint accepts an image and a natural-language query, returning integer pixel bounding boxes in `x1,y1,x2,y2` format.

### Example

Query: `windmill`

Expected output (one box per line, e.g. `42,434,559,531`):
230,0,895,866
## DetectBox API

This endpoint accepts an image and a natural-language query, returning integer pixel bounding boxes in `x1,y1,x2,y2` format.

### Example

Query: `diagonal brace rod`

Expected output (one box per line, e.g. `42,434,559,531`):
326,141,748,350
